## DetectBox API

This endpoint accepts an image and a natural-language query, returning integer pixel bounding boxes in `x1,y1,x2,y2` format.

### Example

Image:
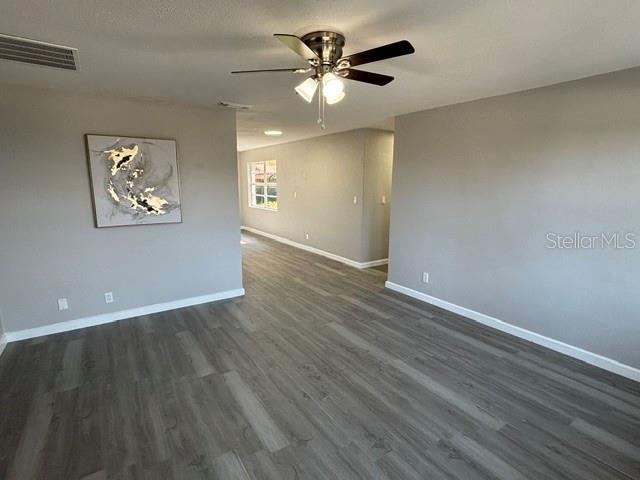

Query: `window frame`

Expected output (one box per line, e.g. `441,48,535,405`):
248,160,278,211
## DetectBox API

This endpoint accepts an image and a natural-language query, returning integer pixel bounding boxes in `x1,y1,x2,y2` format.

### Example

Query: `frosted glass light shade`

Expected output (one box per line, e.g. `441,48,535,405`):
326,91,345,104
322,73,344,102
295,77,318,103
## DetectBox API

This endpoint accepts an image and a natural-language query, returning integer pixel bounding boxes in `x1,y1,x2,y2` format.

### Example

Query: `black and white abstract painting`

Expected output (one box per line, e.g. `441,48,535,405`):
86,135,182,227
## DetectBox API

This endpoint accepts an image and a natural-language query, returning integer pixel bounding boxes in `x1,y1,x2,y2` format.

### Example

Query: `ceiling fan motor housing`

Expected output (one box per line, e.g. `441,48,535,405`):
300,31,345,67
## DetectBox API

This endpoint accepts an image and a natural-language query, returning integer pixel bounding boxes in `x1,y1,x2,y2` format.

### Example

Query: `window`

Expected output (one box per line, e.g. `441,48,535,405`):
248,160,277,210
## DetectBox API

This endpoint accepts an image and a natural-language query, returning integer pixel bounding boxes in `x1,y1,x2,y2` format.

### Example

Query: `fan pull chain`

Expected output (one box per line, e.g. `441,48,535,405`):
317,78,325,129
317,79,321,125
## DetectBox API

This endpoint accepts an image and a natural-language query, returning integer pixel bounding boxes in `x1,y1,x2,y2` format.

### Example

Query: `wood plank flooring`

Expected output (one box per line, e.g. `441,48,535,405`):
1,231,639,479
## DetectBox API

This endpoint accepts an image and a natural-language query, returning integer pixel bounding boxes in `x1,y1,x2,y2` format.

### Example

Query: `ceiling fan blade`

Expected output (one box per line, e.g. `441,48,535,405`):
342,68,394,86
231,67,309,74
274,34,319,61
340,40,414,68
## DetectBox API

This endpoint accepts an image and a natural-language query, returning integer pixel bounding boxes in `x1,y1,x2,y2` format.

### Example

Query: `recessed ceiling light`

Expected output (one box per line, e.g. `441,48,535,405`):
264,130,283,136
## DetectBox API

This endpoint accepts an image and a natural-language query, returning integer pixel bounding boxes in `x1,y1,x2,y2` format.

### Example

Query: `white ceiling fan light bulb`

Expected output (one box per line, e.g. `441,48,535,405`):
322,72,344,99
295,77,318,103
325,91,345,105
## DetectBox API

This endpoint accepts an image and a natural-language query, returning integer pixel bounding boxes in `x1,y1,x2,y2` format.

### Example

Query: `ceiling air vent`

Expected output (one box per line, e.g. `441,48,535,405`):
0,33,78,71
218,101,252,110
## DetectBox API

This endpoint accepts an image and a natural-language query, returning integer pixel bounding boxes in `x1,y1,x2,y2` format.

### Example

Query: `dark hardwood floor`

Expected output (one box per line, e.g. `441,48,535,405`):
1,231,639,479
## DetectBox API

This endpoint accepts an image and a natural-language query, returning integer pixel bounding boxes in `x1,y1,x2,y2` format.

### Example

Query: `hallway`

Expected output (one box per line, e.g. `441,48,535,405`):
1,232,639,479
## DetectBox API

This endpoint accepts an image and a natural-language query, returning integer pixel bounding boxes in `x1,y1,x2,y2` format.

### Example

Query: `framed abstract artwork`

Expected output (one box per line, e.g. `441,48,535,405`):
86,134,182,227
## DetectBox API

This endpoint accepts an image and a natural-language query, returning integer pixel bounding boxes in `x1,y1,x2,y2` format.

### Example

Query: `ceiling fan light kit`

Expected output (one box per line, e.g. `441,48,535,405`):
295,77,319,103
321,72,344,102
326,91,345,105
232,30,415,129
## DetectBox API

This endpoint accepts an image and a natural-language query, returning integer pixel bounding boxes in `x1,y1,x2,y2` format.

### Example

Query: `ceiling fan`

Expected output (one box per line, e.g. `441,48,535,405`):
232,31,415,128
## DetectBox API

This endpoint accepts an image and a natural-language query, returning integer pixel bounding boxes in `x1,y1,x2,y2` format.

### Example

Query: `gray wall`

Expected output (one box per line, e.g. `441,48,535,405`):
389,67,640,369
239,129,392,263
362,131,394,262
0,84,242,333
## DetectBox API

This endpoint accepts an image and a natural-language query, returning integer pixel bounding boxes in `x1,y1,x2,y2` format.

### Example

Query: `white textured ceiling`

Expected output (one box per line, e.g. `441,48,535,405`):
2,1,640,150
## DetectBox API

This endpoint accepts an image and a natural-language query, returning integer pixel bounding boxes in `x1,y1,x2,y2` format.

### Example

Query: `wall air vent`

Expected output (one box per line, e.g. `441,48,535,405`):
0,33,78,71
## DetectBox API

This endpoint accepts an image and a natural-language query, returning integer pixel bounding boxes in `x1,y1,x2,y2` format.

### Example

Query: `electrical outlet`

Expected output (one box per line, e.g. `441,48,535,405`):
104,292,114,304
422,272,430,284
305,233,310,240
57,298,69,311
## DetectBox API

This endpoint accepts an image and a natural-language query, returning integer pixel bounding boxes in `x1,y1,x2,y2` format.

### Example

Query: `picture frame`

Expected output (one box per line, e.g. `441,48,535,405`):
85,134,182,228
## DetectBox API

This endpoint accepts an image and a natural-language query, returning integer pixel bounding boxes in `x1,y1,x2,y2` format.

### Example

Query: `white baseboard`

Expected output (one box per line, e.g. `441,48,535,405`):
0,333,7,358
242,226,388,270
385,281,640,383
358,258,390,268
4,288,245,343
